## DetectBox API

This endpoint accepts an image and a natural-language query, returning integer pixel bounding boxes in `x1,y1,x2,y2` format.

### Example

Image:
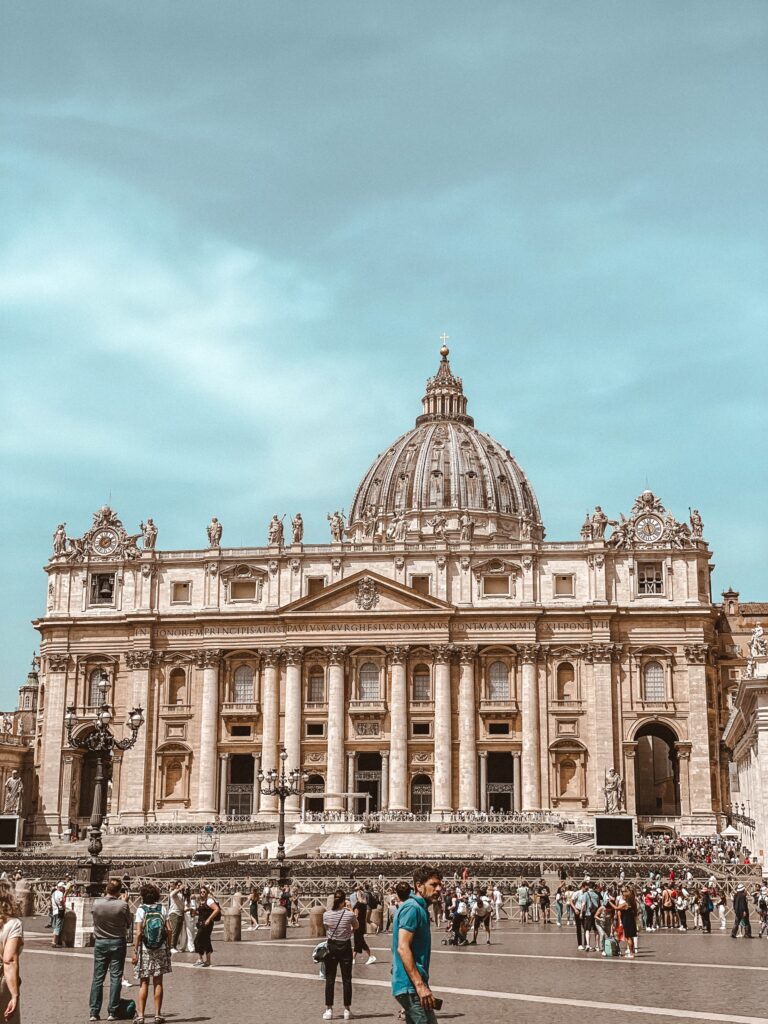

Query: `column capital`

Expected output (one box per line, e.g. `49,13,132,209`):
284,648,304,667
125,649,157,671
457,646,478,665
430,644,453,664
684,643,708,665
380,749,390,760
194,648,222,669
46,653,70,673
260,647,282,667
219,752,230,761
674,741,693,760
478,750,488,760
324,646,348,666
519,643,541,664
512,750,521,760
386,645,409,665
584,643,614,665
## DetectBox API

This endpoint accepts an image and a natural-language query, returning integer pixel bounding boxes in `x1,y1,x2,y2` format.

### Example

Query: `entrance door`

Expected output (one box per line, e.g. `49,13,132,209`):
486,751,514,813
305,774,325,813
355,752,382,814
411,774,433,816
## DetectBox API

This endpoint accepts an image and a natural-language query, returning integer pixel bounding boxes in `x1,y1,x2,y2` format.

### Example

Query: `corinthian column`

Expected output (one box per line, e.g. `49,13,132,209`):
260,649,281,814
325,648,347,812
433,645,453,814
387,647,408,812
284,649,303,813
121,649,156,821
380,750,389,812
684,644,715,825
38,653,70,833
520,645,541,810
195,649,221,817
458,647,478,811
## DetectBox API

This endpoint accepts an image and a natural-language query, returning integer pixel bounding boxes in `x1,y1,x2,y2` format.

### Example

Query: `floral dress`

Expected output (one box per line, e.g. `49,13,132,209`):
136,904,172,979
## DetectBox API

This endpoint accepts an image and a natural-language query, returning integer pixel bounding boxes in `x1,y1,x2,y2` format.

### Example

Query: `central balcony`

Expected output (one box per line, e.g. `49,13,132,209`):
348,699,387,717
478,698,519,718
221,702,261,717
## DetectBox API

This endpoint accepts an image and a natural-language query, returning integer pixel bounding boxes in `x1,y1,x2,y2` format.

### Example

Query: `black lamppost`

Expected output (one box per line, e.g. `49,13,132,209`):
257,749,307,878
65,670,144,895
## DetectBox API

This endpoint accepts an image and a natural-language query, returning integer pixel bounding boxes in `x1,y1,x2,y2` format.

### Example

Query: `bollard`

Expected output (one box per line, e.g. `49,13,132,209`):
261,846,269,861
15,889,34,918
223,909,242,942
61,909,77,947
270,905,287,939
370,908,383,934
309,906,325,938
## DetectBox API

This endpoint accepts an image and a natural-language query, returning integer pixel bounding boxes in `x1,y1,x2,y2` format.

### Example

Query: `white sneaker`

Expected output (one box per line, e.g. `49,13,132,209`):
366,955,377,966
323,1011,333,1020
577,945,585,950
171,947,179,953
343,1012,353,1021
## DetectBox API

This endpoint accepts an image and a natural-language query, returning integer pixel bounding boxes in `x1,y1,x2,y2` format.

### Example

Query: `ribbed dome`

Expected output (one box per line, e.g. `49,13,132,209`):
348,347,543,543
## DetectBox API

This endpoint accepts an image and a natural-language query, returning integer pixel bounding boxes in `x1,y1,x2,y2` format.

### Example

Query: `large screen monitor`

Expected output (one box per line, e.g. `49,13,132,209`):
594,815,635,850
0,816,20,849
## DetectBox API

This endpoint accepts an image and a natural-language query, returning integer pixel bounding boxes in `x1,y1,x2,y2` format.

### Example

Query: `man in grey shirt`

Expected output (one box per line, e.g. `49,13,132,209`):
90,877,133,1021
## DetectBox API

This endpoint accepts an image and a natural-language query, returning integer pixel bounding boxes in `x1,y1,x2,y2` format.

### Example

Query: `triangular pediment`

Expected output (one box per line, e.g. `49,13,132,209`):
281,570,453,615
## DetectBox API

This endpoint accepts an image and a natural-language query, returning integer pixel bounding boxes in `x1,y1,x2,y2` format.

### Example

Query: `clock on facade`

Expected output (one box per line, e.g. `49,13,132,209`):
634,515,663,544
93,528,119,556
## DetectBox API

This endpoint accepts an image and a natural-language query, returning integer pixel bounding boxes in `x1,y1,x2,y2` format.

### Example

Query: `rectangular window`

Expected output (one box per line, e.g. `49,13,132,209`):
230,580,257,600
554,574,574,597
171,581,191,603
413,676,431,701
90,573,116,605
638,562,664,595
230,725,251,737
306,722,325,737
483,576,509,596
307,676,325,703
410,575,431,595
412,722,431,737
307,577,326,596
488,722,510,735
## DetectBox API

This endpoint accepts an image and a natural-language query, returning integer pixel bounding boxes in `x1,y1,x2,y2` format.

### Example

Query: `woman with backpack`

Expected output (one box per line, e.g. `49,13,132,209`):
193,886,221,967
322,888,359,1020
132,883,172,1024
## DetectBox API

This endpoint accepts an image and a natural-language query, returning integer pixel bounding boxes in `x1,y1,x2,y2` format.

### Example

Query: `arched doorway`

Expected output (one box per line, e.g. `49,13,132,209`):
355,752,382,814
305,774,325,814
411,774,432,816
635,724,681,816
486,752,514,812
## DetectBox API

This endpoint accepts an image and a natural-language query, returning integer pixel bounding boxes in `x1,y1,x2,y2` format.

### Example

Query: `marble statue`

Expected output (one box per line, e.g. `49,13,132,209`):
393,514,408,543
459,513,475,543
268,515,285,547
603,767,624,814
327,511,345,544
690,508,703,539
140,518,158,550
291,513,304,545
52,523,67,556
1,714,11,735
520,512,533,540
362,504,377,539
590,506,609,540
607,513,629,549
206,517,223,547
750,624,766,660
427,513,447,539
4,771,23,815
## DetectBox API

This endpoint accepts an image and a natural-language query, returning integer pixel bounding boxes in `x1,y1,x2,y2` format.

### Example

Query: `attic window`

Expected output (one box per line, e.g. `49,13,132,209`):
307,577,326,597
483,576,509,596
411,575,430,596
230,581,256,601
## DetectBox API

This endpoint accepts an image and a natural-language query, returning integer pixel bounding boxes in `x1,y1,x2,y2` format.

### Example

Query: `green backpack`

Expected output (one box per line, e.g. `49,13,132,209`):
140,904,166,951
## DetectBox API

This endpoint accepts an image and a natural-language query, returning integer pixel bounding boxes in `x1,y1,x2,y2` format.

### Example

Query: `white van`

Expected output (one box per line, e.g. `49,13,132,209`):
188,850,221,868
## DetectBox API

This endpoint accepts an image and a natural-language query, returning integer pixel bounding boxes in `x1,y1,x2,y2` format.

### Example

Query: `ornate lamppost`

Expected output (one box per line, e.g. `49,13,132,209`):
64,669,144,895
257,749,307,879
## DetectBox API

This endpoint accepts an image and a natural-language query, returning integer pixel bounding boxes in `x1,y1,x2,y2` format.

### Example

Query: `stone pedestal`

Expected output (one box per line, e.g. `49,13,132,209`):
309,906,325,938
223,909,242,942
270,906,287,939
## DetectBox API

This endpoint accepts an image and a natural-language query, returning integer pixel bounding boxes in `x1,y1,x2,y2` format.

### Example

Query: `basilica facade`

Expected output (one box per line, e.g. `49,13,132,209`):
32,347,726,837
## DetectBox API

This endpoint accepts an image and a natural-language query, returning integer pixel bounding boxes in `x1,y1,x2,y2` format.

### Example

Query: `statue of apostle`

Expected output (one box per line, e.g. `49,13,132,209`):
590,506,609,540
52,523,67,556
603,767,624,814
140,518,158,550
206,517,223,548
4,770,23,815
327,511,345,544
291,513,304,545
268,515,285,547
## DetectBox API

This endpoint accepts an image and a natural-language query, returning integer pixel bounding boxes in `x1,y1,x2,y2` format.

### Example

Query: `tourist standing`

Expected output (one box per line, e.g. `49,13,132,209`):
50,882,66,948
132,882,172,1023
699,888,713,933
535,879,551,925
392,866,443,1024
352,888,376,966
168,881,185,952
516,880,531,924
0,885,22,1024
89,878,132,1022
193,886,221,967
470,894,492,945
322,888,358,1020
616,886,638,959
732,884,752,938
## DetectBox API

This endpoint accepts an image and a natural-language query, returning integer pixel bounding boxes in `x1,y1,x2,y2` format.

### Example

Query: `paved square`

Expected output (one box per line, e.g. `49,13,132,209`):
20,916,768,1024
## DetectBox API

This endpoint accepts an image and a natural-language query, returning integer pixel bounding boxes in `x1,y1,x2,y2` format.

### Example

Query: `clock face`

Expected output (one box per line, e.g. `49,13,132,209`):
635,515,663,544
93,528,119,556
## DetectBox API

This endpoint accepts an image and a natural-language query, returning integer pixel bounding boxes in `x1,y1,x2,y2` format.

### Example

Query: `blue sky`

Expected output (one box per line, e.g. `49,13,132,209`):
1,2,767,705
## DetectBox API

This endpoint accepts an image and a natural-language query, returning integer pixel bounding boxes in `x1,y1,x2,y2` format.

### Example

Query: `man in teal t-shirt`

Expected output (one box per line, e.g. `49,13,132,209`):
392,865,443,1023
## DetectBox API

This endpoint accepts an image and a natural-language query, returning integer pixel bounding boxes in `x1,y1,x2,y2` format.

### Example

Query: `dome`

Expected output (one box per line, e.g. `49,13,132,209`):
348,347,543,543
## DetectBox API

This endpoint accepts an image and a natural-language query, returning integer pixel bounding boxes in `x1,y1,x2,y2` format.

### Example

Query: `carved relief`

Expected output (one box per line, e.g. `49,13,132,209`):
411,751,433,764
125,650,153,671
355,721,380,736
59,506,142,563
356,577,380,611
47,653,70,673
684,644,708,665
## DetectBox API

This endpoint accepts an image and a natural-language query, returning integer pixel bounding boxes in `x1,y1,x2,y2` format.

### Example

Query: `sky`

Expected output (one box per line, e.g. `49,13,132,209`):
1,2,766,706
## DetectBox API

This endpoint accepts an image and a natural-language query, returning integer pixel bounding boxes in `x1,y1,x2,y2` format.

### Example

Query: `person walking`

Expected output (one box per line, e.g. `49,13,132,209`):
535,880,551,924
247,887,260,930
132,883,172,1024
89,878,132,1022
50,882,66,948
322,888,358,1020
352,889,376,966
192,886,221,967
167,882,185,952
732,884,752,938
392,866,443,1024
0,884,23,1024
699,888,713,933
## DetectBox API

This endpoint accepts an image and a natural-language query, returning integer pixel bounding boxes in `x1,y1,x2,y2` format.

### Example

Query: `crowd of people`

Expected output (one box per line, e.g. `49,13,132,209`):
634,834,753,866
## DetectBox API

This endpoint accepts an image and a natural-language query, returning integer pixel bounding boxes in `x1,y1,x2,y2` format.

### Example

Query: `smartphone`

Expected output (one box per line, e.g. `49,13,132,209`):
433,998,444,1011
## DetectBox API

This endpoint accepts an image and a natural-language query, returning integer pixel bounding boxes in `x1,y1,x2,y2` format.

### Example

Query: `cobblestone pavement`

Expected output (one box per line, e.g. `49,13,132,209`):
20,917,768,1024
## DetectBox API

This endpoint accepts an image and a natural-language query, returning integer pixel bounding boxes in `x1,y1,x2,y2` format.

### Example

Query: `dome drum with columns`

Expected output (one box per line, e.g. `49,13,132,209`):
30,344,729,837
348,346,544,545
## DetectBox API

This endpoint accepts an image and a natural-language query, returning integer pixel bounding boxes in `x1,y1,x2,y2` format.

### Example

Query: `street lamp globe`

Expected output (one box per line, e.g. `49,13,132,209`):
129,708,144,729
98,706,113,726
65,706,77,729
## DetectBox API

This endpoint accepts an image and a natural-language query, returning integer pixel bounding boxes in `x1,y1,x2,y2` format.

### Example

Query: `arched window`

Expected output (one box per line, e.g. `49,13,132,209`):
308,667,325,703
23,694,31,710
412,664,431,701
643,661,665,702
168,668,186,705
88,668,106,707
488,661,509,700
556,662,576,701
359,662,380,701
233,665,254,703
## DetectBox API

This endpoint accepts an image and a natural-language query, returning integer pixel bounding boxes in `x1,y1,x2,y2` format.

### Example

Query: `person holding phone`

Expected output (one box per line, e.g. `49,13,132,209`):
392,865,444,1023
